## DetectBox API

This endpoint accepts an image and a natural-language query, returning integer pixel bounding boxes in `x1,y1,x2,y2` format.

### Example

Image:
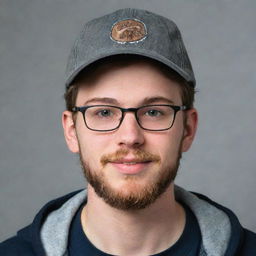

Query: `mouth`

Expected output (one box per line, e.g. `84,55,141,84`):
110,159,153,174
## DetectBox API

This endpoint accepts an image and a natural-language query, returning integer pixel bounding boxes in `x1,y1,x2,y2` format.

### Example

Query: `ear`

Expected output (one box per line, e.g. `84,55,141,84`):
181,108,198,152
62,110,79,153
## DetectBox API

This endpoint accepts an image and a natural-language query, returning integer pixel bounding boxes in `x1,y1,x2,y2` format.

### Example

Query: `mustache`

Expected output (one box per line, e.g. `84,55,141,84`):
100,148,161,166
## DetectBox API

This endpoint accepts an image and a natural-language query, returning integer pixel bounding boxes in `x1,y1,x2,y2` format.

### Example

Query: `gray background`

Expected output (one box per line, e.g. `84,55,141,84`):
0,0,255,242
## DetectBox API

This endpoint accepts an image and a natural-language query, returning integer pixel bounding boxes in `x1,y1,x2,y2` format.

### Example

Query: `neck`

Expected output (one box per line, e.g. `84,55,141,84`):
81,183,185,256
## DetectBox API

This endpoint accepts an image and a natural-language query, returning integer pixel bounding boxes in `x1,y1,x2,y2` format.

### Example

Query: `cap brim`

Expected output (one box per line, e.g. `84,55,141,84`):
65,48,195,88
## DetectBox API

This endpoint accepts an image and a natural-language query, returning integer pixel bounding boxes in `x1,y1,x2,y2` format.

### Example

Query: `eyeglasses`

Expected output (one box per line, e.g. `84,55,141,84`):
72,104,187,132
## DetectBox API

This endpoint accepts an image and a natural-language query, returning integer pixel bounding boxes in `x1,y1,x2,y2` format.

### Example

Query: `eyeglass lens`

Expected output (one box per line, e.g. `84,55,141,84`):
84,105,175,131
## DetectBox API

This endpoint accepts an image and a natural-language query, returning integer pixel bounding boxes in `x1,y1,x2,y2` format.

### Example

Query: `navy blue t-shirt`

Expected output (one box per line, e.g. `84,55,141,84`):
68,202,201,256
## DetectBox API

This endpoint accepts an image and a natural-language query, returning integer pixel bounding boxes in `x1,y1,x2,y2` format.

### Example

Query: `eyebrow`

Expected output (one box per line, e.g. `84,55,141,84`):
83,96,175,106
83,97,119,105
141,97,175,105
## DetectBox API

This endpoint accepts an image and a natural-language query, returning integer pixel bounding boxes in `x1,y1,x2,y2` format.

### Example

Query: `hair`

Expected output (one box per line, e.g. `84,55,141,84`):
64,55,195,112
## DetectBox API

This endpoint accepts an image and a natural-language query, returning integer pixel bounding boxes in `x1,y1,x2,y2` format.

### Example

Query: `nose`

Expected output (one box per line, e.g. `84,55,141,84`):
115,112,145,148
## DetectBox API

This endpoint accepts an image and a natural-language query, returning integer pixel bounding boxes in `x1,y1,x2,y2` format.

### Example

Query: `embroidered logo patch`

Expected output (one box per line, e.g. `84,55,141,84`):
111,19,147,43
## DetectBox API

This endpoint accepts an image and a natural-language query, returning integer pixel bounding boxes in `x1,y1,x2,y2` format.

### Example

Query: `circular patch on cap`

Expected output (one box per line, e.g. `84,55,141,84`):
111,19,147,43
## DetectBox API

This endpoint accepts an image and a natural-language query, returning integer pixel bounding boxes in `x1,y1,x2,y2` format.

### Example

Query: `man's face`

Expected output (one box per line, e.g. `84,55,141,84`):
63,60,197,210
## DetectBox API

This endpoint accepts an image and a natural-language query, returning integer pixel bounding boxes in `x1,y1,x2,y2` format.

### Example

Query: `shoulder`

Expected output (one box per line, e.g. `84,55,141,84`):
0,189,85,256
181,189,256,255
0,235,35,256
238,228,256,255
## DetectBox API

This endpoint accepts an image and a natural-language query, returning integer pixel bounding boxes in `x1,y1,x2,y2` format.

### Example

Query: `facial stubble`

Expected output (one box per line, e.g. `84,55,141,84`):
79,146,182,211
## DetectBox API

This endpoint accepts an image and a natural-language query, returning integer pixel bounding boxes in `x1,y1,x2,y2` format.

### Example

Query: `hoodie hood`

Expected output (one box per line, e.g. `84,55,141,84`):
15,186,245,256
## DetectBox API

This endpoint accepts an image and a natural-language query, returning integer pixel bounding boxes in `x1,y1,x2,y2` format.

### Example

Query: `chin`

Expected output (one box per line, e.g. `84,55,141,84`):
113,180,150,195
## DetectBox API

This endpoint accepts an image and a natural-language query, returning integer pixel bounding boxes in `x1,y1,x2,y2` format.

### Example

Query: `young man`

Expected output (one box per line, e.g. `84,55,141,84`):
1,8,255,256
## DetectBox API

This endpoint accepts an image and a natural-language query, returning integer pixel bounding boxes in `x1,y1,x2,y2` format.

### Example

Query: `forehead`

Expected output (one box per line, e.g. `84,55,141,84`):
75,57,182,106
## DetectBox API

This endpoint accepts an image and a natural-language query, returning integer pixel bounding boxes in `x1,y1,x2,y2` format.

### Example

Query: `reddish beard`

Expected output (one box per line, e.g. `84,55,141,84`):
80,148,182,210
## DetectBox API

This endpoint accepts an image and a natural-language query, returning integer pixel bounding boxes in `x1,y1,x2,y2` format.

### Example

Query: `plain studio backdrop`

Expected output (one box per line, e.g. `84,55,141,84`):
0,0,255,242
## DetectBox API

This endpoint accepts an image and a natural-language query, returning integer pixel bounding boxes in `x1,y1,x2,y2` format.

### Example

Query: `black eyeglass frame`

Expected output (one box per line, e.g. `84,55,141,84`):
72,104,187,132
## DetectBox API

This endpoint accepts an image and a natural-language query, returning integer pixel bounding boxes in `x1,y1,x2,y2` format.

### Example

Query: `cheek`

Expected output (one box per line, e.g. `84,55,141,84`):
158,138,180,159
151,130,183,162
77,132,111,165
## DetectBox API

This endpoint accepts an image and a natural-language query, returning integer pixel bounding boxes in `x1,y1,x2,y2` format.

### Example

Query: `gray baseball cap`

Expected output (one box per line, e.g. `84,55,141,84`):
66,8,195,88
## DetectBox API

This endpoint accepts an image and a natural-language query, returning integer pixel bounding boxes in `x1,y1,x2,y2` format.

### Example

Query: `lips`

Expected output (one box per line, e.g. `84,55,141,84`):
110,159,152,174
116,162,146,165
112,159,151,164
